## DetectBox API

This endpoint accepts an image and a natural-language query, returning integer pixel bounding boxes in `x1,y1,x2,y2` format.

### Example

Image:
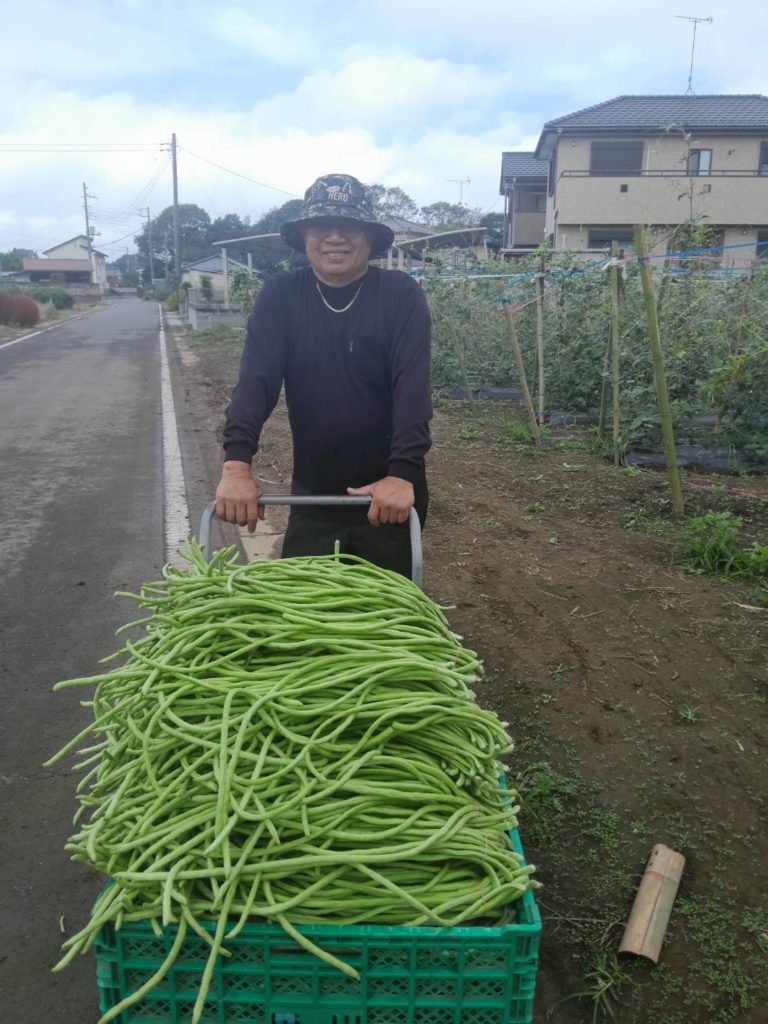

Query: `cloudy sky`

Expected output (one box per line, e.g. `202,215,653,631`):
1,0,766,258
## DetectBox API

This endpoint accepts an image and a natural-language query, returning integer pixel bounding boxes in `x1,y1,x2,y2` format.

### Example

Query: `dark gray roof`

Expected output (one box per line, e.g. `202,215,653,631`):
542,94,768,132
500,151,548,180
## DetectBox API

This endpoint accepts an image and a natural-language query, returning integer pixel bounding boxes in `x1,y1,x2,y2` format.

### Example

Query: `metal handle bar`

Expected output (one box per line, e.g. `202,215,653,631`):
199,495,423,589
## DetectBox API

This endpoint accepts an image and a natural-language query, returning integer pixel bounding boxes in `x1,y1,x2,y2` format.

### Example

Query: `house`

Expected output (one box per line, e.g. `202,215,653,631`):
499,152,549,250
531,94,768,258
181,254,251,298
41,235,108,291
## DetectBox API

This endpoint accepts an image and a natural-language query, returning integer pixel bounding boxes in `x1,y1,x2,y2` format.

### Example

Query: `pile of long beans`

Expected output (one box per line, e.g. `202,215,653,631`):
48,544,536,1024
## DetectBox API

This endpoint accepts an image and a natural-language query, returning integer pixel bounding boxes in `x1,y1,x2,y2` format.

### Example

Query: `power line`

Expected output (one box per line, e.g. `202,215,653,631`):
0,142,167,151
179,146,300,199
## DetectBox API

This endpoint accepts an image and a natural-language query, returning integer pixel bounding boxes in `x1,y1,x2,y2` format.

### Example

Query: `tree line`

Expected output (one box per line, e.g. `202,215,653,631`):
131,184,502,280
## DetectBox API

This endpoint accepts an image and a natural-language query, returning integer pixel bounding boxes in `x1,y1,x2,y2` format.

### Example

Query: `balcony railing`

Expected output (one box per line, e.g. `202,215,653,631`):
561,169,766,178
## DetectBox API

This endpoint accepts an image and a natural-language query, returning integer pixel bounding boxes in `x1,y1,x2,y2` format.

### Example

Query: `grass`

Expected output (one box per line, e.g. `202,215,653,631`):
512,702,767,1024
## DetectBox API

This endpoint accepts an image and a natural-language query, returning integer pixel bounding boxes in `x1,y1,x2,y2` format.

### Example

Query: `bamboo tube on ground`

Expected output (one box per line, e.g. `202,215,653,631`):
619,843,685,962
634,226,684,516
499,287,542,445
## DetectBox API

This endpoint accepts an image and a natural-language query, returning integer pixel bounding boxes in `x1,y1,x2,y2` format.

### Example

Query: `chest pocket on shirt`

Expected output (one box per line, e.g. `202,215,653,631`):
348,334,389,383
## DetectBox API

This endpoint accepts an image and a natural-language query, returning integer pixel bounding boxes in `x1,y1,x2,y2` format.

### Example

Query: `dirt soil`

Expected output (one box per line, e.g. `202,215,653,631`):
174,324,768,1024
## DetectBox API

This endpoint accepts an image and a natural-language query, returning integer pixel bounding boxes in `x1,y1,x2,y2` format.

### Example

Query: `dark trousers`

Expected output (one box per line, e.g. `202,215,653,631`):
281,510,414,579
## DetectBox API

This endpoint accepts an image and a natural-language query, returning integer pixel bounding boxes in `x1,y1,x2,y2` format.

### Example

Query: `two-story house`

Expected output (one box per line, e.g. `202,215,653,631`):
532,94,768,258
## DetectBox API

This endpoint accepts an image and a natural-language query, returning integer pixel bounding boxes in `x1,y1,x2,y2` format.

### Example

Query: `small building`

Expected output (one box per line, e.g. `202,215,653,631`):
42,235,108,291
499,152,549,251
181,254,250,298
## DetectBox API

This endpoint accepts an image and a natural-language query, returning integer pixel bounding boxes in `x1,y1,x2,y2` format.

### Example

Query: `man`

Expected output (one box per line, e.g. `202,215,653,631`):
215,173,432,577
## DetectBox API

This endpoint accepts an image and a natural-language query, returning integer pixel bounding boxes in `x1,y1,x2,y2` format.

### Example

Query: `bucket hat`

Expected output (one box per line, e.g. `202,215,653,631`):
280,174,395,256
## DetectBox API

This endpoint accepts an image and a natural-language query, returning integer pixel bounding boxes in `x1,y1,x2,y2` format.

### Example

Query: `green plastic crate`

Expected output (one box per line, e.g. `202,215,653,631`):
94,829,540,1024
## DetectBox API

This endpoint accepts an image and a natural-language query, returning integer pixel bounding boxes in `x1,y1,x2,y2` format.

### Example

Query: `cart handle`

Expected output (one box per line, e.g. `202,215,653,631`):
199,495,423,589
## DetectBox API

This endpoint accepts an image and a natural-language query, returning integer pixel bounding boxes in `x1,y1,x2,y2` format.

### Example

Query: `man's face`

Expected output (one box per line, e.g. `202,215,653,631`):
301,218,372,287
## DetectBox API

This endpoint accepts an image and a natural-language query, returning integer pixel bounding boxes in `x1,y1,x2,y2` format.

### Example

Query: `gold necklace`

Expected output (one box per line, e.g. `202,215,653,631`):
315,279,364,314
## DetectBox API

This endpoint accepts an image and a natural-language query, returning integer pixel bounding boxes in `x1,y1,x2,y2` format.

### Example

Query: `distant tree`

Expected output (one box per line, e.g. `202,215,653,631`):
135,203,212,278
366,184,419,221
251,199,304,235
419,202,474,230
0,249,25,271
208,214,250,246
479,212,504,243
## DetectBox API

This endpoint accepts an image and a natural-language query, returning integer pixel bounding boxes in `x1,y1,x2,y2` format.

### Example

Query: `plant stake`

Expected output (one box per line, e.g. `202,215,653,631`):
499,285,542,445
634,226,684,515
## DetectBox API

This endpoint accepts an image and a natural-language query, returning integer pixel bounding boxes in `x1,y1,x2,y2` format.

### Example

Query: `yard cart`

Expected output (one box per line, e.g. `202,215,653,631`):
93,496,541,1024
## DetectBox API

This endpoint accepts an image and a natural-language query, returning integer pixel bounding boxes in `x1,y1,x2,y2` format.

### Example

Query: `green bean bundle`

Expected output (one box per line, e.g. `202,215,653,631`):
48,544,537,1024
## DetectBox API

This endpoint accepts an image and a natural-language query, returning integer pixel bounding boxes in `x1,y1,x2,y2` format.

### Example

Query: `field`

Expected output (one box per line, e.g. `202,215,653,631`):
175,321,768,1024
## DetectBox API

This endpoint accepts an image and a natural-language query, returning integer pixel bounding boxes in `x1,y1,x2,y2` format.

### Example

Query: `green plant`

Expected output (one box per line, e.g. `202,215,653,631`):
164,289,181,312
200,273,214,301
678,705,700,724
25,284,75,309
546,953,633,1022
680,512,768,596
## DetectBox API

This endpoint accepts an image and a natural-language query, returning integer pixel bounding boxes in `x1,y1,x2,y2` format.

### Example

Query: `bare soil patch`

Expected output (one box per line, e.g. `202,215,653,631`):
174,323,768,1024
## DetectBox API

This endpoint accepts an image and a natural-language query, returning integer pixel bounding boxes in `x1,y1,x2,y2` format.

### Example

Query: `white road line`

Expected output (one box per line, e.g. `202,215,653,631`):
0,307,104,351
159,306,190,564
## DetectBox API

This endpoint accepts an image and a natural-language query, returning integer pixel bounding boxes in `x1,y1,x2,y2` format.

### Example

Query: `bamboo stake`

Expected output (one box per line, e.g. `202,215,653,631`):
597,333,611,438
610,241,622,466
535,254,546,425
619,844,685,962
634,226,684,516
499,286,542,445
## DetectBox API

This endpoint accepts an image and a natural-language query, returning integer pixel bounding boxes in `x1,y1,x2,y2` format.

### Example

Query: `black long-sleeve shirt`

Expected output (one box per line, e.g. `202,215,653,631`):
223,266,432,512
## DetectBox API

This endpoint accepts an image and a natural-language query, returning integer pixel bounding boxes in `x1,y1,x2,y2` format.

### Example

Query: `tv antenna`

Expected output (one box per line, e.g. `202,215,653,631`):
447,178,470,205
675,14,713,95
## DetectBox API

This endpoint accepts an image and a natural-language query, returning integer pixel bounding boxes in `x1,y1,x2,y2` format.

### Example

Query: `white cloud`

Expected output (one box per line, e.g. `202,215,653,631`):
1,0,767,255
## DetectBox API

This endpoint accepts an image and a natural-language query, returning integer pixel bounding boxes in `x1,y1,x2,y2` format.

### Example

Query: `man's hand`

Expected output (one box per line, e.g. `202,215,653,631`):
215,461,264,534
347,476,414,526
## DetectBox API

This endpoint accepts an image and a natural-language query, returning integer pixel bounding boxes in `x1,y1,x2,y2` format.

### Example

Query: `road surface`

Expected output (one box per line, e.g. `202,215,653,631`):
0,298,219,1022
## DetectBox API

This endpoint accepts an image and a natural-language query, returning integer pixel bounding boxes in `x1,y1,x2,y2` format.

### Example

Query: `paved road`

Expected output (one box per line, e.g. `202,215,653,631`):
0,299,183,1022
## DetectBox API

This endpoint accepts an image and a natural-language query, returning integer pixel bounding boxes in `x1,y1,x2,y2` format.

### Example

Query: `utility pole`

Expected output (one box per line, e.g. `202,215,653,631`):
171,133,181,287
675,14,713,95
141,207,156,285
82,182,102,294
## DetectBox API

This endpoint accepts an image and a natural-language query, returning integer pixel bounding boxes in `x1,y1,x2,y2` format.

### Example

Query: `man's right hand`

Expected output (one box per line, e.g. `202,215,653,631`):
215,461,264,534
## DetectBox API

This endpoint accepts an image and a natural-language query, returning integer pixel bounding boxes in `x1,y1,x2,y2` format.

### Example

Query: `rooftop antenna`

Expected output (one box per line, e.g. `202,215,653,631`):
447,178,470,205
675,14,713,95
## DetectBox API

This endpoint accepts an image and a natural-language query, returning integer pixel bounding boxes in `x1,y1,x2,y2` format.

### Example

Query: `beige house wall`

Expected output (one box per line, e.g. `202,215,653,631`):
554,136,767,225
547,134,768,251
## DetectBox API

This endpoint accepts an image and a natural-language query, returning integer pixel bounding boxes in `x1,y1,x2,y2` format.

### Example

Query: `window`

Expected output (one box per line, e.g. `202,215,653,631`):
515,190,547,213
687,149,712,175
590,141,643,175
587,228,635,250
757,231,768,260
760,143,768,176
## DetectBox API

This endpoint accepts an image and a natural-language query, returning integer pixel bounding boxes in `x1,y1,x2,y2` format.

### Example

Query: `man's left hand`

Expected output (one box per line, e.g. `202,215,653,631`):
347,477,414,526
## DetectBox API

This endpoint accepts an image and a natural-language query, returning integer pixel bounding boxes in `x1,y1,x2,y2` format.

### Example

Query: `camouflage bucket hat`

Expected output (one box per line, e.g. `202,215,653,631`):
281,173,395,257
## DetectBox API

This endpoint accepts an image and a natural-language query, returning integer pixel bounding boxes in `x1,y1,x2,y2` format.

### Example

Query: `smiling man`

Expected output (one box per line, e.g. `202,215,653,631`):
215,173,432,577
